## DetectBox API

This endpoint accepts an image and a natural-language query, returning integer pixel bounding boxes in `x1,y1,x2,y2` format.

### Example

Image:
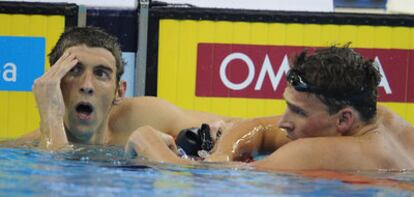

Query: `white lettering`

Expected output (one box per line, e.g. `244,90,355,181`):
374,56,392,94
220,52,255,90
2,62,17,82
255,54,290,91
218,53,395,96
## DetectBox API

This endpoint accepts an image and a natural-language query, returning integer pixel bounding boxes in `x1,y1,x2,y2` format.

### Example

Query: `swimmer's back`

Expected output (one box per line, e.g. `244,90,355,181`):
375,106,414,167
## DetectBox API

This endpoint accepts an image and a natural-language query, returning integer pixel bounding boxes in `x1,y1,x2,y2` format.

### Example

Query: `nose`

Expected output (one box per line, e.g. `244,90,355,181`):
79,72,94,95
277,113,293,132
80,87,94,95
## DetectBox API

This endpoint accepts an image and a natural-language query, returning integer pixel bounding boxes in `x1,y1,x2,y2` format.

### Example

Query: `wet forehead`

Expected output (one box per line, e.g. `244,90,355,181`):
65,45,116,69
283,86,327,110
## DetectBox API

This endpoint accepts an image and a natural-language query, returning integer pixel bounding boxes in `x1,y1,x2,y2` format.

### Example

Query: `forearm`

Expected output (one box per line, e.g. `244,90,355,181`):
126,126,193,165
207,116,289,162
32,50,77,151
39,118,68,150
207,118,268,162
137,141,191,165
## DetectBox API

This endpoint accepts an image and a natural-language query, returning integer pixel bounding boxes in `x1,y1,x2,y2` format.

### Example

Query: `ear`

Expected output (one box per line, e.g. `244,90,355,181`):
118,80,127,98
113,80,127,105
336,107,355,135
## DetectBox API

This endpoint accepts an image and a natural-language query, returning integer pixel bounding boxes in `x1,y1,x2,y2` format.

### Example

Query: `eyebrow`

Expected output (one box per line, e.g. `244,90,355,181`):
95,65,114,73
286,101,301,111
286,101,308,116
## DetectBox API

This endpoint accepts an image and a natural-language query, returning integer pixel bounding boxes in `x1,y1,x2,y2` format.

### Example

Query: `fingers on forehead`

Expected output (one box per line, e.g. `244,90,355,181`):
52,57,78,78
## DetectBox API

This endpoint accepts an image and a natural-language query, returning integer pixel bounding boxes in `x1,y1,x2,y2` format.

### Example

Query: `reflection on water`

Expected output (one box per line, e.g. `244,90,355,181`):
0,147,413,196
55,144,128,165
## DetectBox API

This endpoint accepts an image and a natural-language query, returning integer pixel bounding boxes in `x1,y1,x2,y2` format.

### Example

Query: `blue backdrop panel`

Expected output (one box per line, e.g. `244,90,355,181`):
0,36,45,91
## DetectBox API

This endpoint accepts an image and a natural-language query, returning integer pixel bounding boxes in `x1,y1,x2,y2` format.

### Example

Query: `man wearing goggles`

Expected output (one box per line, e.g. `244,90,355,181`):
128,44,414,170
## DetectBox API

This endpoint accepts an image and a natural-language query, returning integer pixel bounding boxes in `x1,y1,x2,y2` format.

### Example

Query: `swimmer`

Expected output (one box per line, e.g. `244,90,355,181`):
127,44,414,170
1,27,239,150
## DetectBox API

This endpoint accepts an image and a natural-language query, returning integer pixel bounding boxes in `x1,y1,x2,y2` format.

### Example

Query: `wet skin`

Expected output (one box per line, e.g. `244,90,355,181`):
279,86,346,139
130,85,414,170
9,45,236,150
60,45,119,142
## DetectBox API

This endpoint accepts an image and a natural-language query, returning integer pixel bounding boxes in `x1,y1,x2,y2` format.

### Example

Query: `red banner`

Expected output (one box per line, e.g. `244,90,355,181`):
196,43,414,102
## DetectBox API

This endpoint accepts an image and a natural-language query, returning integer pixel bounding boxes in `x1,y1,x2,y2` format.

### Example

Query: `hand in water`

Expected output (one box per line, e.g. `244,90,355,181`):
209,120,235,142
33,52,78,150
125,126,178,161
204,120,236,162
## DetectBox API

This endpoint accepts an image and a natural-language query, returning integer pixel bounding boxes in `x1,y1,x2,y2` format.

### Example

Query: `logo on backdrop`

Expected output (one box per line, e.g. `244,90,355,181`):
0,36,45,91
196,43,412,102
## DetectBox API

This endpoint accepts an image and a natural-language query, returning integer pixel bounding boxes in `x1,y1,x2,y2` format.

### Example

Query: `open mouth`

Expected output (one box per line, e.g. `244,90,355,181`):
75,102,94,120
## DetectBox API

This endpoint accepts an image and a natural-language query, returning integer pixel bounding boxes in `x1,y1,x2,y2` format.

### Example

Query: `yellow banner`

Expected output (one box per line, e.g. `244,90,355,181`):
0,13,65,139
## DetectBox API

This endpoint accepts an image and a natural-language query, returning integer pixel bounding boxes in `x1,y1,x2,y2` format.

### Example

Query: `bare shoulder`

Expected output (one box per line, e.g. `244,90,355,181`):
125,96,173,105
376,105,414,139
377,105,413,127
0,129,40,147
109,96,180,132
111,96,175,119
114,96,175,111
253,137,370,170
377,106,414,163
21,129,41,139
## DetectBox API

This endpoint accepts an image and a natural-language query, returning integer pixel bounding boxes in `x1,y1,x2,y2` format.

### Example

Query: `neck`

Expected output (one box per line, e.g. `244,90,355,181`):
346,117,378,137
65,117,111,145
89,117,111,144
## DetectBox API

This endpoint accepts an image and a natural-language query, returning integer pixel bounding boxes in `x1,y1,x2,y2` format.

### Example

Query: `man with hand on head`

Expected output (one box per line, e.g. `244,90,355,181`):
3,27,237,152
127,44,414,170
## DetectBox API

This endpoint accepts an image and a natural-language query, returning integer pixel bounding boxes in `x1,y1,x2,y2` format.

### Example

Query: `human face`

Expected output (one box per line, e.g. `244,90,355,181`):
60,45,118,141
278,86,340,140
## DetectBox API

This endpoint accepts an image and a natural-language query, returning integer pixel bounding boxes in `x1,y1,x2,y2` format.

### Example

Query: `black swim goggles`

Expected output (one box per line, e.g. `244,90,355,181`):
286,69,321,93
286,69,370,105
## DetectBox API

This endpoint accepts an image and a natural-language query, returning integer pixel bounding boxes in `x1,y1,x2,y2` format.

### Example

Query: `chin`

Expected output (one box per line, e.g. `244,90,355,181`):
66,125,96,142
286,133,298,140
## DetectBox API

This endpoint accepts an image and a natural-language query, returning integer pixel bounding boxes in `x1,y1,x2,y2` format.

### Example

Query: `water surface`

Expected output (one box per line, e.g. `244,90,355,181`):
0,147,413,196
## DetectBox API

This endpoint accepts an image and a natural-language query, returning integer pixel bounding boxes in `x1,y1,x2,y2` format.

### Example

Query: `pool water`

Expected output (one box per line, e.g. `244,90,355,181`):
0,146,413,196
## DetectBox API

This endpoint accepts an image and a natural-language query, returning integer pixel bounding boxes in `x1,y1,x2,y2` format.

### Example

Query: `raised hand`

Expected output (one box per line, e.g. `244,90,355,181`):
33,52,78,150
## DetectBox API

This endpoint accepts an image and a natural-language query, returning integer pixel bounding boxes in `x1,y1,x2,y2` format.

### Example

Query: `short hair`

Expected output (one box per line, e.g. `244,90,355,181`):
49,26,124,83
288,44,381,122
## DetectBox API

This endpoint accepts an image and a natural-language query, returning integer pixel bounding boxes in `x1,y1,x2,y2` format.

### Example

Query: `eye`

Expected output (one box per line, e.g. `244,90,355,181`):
288,104,308,117
293,108,307,117
94,68,111,80
68,65,82,76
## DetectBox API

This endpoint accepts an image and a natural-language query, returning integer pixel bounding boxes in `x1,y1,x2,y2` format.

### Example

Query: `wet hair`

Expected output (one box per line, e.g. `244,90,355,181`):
288,43,381,122
49,26,124,83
